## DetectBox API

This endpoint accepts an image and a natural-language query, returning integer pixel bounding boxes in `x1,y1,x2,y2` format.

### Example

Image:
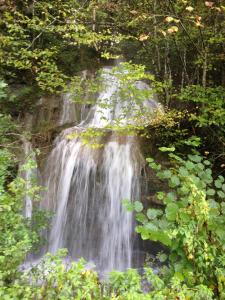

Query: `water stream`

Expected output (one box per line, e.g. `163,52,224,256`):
37,65,159,274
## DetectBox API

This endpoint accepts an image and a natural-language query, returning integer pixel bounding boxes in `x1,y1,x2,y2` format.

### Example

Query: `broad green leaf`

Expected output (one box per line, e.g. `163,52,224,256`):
147,208,162,220
188,154,202,163
170,175,180,187
136,213,147,223
157,253,167,263
146,157,154,163
166,203,179,221
179,167,189,177
134,201,143,212
185,161,195,170
122,200,134,212
162,170,172,179
159,146,175,152
215,179,222,189
164,192,177,204
206,189,215,196
217,191,225,199
203,160,211,166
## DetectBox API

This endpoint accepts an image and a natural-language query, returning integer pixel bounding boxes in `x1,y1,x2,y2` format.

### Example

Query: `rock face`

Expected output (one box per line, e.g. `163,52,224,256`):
24,64,163,275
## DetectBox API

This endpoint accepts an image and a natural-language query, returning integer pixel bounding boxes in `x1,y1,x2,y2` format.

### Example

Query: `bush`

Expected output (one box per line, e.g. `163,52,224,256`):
124,148,225,298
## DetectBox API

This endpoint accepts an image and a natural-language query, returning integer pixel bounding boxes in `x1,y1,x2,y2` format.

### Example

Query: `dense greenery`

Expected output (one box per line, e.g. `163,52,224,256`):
0,0,224,299
125,148,225,298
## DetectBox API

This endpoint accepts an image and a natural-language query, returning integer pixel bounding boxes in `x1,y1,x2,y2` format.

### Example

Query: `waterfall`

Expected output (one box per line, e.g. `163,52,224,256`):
41,65,159,274
21,139,37,219
59,93,77,126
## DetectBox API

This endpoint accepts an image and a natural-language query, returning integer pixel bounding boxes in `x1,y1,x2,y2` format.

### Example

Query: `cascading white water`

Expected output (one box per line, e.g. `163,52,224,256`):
23,140,34,218
41,65,159,274
99,137,140,272
59,93,77,126
21,113,38,219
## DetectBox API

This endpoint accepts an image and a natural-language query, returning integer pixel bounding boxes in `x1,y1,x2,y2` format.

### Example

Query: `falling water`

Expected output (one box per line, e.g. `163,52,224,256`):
59,93,77,126
21,139,37,219
40,66,159,274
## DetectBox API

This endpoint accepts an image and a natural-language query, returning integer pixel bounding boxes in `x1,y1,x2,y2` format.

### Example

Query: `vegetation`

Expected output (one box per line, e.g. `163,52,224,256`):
0,0,224,299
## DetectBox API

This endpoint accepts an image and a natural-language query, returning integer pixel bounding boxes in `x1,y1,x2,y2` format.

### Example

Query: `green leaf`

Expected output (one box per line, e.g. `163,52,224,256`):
146,223,158,231
170,175,180,187
134,201,143,212
217,191,225,199
157,253,168,263
157,191,165,200
156,231,171,246
179,166,189,177
184,136,201,147
221,202,225,214
162,170,172,179
218,175,224,183
185,161,195,170
146,157,154,163
136,213,147,223
179,211,191,223
215,179,222,189
203,160,211,166
188,154,202,163
149,162,160,170
179,185,189,195
206,189,215,196
147,208,162,220
166,203,179,221
122,200,134,212
164,192,177,204
159,146,175,152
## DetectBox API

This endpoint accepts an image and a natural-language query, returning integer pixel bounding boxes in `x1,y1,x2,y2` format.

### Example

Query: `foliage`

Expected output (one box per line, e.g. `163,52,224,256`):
179,85,225,128
0,149,48,285
124,149,225,298
0,0,124,93
0,250,214,300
